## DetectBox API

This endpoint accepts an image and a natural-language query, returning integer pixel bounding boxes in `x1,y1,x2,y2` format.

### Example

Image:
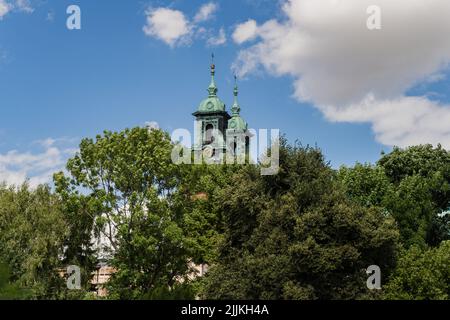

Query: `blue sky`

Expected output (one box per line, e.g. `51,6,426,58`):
1,0,450,186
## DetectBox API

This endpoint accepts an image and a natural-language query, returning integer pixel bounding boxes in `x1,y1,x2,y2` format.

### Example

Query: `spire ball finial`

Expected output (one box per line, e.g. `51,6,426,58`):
208,53,217,96
211,53,215,70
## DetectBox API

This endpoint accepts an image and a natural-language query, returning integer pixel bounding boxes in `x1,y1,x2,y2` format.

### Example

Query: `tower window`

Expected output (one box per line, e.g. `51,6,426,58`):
205,124,214,144
245,136,250,153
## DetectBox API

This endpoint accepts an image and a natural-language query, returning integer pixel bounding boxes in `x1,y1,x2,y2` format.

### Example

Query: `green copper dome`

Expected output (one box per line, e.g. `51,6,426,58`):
228,78,248,131
228,116,247,131
197,63,226,113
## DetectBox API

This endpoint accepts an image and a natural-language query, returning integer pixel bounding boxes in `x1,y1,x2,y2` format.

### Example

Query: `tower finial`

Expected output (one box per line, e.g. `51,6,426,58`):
231,75,240,116
210,53,216,75
208,54,218,97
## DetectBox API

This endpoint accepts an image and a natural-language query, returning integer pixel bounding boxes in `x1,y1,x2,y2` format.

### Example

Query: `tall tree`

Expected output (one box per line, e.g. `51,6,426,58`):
181,163,238,265
201,141,400,300
55,128,200,299
53,173,101,296
0,184,67,299
339,145,450,248
379,145,450,246
378,145,450,210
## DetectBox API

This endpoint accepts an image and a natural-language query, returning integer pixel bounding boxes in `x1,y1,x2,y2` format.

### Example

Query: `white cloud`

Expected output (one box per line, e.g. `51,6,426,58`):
321,95,450,149
15,0,33,13
0,138,77,188
0,0,34,20
233,0,450,148
143,3,223,48
194,2,218,23
232,19,258,44
208,27,227,46
0,0,11,19
143,8,191,47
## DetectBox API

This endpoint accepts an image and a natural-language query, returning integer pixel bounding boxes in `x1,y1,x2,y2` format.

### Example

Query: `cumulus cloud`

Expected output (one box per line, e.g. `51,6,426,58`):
321,96,450,148
194,2,218,23
0,0,11,19
15,0,33,13
232,0,450,148
232,19,258,44
0,0,35,20
207,27,227,47
143,3,223,47
143,8,191,47
0,137,77,188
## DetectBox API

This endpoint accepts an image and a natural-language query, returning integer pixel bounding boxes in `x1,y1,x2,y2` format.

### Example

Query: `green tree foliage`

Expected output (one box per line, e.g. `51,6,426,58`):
201,141,400,299
338,164,394,209
379,145,450,246
0,262,31,300
339,145,450,248
54,128,204,299
181,163,237,264
378,145,450,210
383,241,450,300
427,213,450,247
0,184,67,299
1,126,448,300
53,172,101,294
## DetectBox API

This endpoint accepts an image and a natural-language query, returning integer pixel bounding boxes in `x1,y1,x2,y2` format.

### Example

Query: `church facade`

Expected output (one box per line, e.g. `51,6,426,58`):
192,61,251,163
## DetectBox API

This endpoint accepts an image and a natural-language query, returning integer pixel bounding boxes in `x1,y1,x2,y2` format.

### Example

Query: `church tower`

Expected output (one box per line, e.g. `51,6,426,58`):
193,56,250,162
193,57,230,161
226,76,250,162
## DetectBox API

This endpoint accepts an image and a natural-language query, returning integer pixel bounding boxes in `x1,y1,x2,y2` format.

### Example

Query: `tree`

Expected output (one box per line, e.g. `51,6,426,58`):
53,173,100,295
337,164,394,209
383,241,450,300
55,128,201,299
338,145,450,248
181,162,238,265
384,175,436,248
0,184,67,299
201,141,400,300
378,145,450,210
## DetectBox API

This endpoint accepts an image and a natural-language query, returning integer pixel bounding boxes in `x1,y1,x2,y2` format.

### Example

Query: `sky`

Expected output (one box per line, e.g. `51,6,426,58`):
0,0,450,187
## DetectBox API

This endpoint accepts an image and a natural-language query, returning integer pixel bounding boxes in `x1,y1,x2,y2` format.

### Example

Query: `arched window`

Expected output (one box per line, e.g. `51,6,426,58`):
245,136,250,155
205,124,214,144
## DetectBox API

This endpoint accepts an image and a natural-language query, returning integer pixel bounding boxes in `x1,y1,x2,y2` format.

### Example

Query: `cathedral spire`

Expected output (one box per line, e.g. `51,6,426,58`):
208,53,218,97
231,75,241,116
